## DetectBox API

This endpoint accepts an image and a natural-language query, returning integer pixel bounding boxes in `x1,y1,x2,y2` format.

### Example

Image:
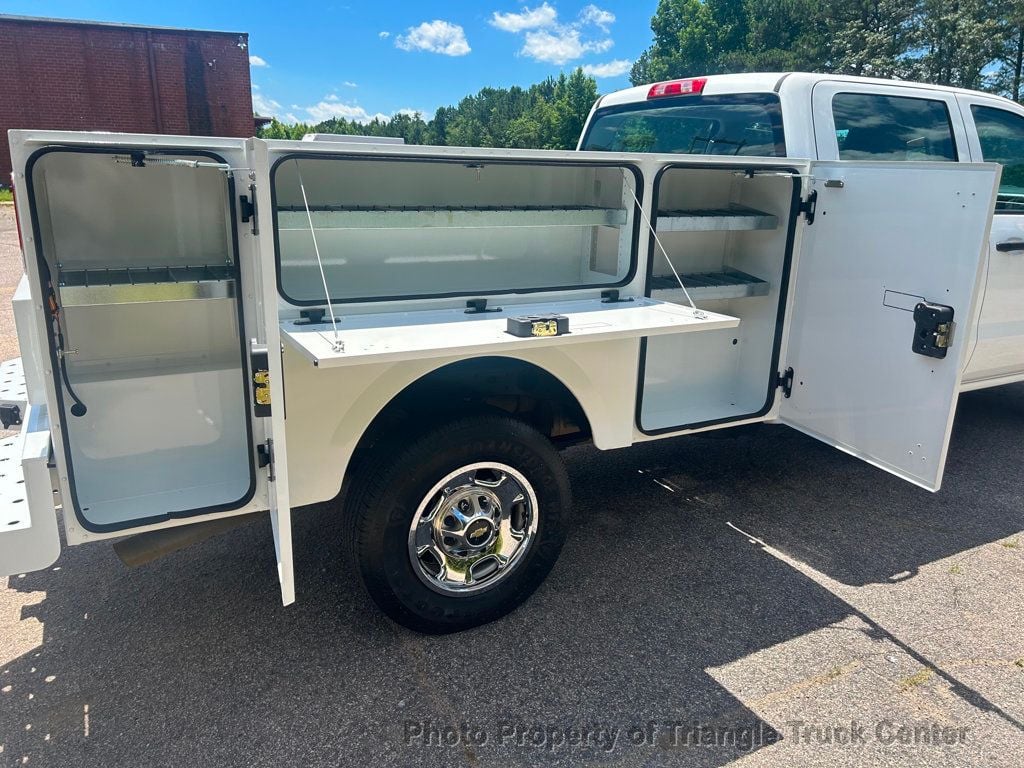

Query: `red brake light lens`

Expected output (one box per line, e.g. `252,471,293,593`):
647,77,708,99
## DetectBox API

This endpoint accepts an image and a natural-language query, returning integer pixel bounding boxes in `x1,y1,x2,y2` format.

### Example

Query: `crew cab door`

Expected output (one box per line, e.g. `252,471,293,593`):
955,94,1024,386
780,160,1000,490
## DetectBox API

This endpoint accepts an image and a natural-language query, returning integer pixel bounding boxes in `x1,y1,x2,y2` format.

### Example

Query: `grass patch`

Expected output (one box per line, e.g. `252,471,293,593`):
1015,658,1024,669
1000,538,1020,549
0,189,12,203
948,563,962,575
899,668,934,691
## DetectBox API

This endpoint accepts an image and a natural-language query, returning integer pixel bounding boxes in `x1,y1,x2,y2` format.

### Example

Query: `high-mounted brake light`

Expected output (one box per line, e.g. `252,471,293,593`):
647,77,708,99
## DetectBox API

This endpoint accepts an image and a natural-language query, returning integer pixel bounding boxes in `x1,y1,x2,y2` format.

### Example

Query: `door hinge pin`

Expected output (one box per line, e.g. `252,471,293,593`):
799,190,818,225
777,367,794,398
240,184,259,235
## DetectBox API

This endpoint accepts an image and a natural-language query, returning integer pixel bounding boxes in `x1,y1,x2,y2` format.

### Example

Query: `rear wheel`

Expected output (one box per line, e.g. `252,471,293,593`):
346,414,571,634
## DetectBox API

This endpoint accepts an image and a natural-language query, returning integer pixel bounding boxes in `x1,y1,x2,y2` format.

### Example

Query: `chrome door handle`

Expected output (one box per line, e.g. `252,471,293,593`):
996,240,1024,253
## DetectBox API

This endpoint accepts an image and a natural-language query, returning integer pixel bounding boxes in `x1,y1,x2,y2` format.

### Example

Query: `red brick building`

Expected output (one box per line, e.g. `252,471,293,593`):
0,14,263,184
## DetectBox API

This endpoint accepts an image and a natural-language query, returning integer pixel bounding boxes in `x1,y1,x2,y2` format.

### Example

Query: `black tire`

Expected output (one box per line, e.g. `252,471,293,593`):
346,414,571,634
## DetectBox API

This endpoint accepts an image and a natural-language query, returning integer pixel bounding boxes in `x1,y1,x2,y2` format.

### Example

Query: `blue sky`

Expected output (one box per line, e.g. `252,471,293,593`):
2,1,659,123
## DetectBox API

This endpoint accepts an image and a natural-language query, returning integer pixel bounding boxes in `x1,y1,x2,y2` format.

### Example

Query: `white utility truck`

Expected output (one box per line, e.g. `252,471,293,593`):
0,109,1004,632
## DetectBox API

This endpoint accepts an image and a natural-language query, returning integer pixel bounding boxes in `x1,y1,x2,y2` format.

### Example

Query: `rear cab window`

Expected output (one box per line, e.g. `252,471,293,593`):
831,93,958,162
970,105,1024,213
580,94,786,157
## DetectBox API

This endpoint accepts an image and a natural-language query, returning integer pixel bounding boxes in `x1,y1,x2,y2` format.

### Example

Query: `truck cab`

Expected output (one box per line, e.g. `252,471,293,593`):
579,72,1024,390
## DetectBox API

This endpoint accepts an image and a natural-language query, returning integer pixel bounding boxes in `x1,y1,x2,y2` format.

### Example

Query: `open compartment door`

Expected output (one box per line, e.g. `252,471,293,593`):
248,138,294,605
780,161,1000,491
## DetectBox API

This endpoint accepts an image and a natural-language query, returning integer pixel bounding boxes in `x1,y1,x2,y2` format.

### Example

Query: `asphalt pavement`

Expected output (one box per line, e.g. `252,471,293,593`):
0,204,1022,767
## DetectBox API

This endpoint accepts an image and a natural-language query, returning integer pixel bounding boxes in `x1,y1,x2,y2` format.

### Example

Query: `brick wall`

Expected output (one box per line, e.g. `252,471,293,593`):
0,17,254,183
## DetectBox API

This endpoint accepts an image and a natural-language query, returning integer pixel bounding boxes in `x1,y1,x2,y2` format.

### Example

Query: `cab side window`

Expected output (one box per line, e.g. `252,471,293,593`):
971,106,1024,213
832,93,957,162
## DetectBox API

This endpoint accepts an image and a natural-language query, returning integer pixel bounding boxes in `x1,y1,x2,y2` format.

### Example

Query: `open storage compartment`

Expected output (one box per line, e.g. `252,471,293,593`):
271,154,643,304
639,165,801,432
271,150,743,375
28,149,255,530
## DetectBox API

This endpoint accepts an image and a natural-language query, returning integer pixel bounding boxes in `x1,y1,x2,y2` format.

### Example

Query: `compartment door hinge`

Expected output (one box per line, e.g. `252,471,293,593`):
777,367,794,398
799,190,818,225
239,183,259,236
257,439,274,480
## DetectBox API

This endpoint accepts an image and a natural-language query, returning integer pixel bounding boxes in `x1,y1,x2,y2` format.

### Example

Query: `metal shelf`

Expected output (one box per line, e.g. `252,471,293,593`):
57,264,235,306
657,206,777,232
277,205,629,230
650,268,769,301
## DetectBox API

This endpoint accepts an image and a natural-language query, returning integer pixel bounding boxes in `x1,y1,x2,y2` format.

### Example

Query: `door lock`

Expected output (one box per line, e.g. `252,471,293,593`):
250,346,272,416
912,302,954,359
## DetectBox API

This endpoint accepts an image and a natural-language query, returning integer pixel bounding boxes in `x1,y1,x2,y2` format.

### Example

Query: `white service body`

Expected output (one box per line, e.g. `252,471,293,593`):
0,129,1001,606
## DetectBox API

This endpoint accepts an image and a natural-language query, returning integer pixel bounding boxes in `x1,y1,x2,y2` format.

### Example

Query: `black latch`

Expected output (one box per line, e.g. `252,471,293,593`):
799,190,818,225
239,184,258,235
257,439,274,481
601,289,633,303
295,308,331,325
0,404,22,429
506,315,570,338
257,441,271,468
465,298,501,314
777,367,794,398
912,302,955,359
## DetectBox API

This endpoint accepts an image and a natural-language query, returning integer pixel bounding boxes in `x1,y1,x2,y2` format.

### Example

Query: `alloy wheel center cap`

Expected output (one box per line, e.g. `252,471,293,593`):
464,518,495,548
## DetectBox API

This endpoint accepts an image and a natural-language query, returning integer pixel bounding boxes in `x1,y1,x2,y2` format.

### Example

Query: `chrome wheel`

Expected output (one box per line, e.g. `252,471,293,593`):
408,462,539,595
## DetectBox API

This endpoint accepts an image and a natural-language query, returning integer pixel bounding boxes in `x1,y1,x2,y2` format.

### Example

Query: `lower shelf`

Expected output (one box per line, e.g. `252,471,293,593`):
650,268,769,302
58,265,235,306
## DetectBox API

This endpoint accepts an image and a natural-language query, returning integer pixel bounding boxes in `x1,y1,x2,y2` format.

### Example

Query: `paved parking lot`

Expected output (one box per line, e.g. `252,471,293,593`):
0,204,1022,767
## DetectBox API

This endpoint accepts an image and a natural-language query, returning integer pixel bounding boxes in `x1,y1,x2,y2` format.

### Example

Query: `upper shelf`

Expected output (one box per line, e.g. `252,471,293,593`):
276,205,629,230
657,205,778,232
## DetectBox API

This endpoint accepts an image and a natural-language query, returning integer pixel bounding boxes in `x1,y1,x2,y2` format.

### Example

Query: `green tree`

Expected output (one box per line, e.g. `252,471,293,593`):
815,0,919,78
553,70,600,149
258,70,602,150
989,2,1024,100
628,0,1017,99
913,0,1006,89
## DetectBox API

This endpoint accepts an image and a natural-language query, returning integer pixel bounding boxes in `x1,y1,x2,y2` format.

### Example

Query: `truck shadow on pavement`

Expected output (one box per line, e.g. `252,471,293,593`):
1,385,1022,767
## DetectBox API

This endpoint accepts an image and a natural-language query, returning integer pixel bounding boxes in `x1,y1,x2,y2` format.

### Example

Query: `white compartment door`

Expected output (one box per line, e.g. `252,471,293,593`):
780,161,1000,490
247,139,294,605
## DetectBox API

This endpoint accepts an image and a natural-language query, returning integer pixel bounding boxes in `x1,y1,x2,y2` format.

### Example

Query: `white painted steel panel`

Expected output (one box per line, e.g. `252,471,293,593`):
281,298,739,369
0,405,60,576
781,161,999,490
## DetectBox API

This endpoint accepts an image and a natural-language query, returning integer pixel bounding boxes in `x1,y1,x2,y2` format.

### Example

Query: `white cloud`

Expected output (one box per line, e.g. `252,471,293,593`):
395,20,470,56
249,55,269,67
252,90,282,115
578,4,614,31
378,30,390,39
581,58,631,78
489,3,557,32
252,90,432,126
343,81,358,88
492,3,616,65
305,99,390,124
522,28,611,65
